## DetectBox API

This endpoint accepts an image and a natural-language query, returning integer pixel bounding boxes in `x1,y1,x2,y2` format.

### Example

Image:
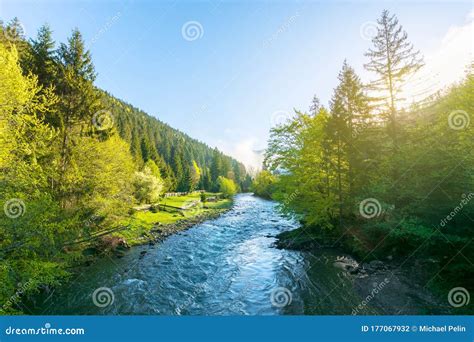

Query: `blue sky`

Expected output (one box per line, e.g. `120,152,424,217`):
1,0,473,169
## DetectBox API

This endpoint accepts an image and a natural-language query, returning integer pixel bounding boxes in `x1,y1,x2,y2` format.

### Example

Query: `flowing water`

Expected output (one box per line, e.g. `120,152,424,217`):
32,193,441,315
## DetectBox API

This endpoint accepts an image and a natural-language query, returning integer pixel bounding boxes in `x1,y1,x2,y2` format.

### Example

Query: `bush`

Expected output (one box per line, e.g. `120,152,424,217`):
132,165,164,204
217,176,237,198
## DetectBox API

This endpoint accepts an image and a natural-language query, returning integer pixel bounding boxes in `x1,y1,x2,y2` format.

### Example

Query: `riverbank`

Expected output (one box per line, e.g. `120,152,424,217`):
276,227,455,314
86,195,234,258
115,206,232,252
32,193,308,315
3,194,234,315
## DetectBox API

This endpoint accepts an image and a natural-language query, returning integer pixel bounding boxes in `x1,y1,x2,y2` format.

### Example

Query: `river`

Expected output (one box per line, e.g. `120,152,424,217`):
32,193,446,315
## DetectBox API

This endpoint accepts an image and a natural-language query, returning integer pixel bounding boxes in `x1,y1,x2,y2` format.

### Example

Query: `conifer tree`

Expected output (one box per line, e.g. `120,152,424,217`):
364,10,423,149
330,61,370,206
30,24,57,88
56,29,101,205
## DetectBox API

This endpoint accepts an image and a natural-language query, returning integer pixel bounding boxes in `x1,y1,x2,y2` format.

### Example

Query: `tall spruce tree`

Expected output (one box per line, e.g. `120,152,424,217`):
56,29,101,205
364,10,423,149
30,24,57,88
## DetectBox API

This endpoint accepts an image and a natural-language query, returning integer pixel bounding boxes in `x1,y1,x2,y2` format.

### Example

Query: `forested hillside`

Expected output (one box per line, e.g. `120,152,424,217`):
256,11,473,292
0,18,249,313
1,18,251,193
102,92,251,192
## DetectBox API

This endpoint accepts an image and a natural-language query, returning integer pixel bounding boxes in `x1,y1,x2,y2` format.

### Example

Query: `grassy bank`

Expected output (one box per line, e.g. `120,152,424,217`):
114,193,233,246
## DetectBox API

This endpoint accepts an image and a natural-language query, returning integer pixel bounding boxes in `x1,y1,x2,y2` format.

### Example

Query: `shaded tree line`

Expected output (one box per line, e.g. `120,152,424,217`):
260,11,473,291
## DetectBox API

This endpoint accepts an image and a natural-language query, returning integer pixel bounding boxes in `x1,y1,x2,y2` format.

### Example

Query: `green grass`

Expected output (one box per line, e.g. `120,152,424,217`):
115,193,232,245
160,193,201,208
159,193,225,208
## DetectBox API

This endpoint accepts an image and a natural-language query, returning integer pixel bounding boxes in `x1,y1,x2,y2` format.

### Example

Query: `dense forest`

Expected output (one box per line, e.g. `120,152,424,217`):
254,11,473,291
0,18,249,313
1,9,472,316
101,92,252,192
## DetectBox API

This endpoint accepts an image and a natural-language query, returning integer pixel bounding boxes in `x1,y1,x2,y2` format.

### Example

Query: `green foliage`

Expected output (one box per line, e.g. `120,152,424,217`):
72,136,136,223
133,162,165,204
102,97,248,192
264,12,474,290
217,176,237,198
188,160,201,191
252,170,277,199
0,20,247,313
120,192,232,245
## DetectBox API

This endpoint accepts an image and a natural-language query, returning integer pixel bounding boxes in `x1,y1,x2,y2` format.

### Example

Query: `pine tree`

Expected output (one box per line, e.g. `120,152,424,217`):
200,168,211,190
210,148,223,188
171,146,185,191
56,29,101,205
58,29,96,81
140,137,152,162
364,10,423,149
1,17,31,68
30,24,57,88
188,160,201,191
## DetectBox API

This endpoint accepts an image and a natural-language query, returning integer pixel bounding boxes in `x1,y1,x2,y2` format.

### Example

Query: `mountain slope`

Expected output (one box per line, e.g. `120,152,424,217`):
101,91,251,192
